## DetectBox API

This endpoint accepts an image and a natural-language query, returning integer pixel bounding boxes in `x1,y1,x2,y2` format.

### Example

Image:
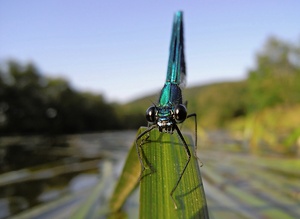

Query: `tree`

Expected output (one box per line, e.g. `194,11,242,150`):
0,60,123,135
247,36,300,111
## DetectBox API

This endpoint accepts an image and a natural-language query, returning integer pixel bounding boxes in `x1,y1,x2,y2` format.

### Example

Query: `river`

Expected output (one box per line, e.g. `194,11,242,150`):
0,130,299,219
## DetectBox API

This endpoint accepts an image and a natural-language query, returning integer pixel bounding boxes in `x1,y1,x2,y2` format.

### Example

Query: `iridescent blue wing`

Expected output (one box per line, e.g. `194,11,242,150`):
165,11,186,87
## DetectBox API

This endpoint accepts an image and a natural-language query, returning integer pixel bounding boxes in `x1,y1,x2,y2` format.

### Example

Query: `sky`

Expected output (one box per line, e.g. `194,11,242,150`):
0,0,299,103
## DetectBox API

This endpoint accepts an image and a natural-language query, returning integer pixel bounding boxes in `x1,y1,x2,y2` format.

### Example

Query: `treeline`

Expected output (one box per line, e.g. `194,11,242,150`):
183,36,300,128
0,61,144,136
1,36,299,138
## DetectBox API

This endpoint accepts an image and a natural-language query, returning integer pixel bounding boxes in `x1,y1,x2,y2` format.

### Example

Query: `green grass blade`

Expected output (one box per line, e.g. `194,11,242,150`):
138,127,209,219
109,136,141,213
71,161,113,219
109,127,209,218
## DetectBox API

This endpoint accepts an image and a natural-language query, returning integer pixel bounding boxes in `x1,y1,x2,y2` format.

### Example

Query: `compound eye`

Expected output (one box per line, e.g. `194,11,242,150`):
174,104,187,123
146,106,156,123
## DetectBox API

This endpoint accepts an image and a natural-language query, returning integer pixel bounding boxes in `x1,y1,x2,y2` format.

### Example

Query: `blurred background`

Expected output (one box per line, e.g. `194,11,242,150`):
0,1,299,218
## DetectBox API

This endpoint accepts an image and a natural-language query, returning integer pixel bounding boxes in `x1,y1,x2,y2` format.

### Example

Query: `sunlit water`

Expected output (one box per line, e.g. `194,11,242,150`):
0,131,136,218
1,130,299,219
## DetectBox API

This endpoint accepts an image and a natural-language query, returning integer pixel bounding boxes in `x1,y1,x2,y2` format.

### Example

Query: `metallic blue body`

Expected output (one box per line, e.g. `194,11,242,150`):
136,11,199,208
157,11,185,132
159,11,185,107
165,11,186,87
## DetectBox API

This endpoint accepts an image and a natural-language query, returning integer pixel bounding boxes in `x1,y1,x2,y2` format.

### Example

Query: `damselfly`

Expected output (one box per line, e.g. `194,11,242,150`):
135,11,199,209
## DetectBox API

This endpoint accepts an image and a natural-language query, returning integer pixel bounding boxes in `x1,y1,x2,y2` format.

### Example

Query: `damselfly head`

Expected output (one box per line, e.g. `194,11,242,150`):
146,104,187,133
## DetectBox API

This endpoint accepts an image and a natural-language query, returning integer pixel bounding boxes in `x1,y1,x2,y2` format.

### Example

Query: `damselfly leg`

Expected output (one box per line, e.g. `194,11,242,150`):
186,113,203,167
135,125,156,180
170,124,191,209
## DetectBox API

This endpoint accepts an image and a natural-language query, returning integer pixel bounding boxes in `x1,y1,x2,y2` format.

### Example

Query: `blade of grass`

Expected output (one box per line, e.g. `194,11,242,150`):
109,127,209,218
71,161,113,219
138,127,209,218
109,136,141,213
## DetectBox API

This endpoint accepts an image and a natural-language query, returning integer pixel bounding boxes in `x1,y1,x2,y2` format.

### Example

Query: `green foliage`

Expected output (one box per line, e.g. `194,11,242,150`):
109,136,140,213
247,36,300,111
0,60,122,135
185,82,248,128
